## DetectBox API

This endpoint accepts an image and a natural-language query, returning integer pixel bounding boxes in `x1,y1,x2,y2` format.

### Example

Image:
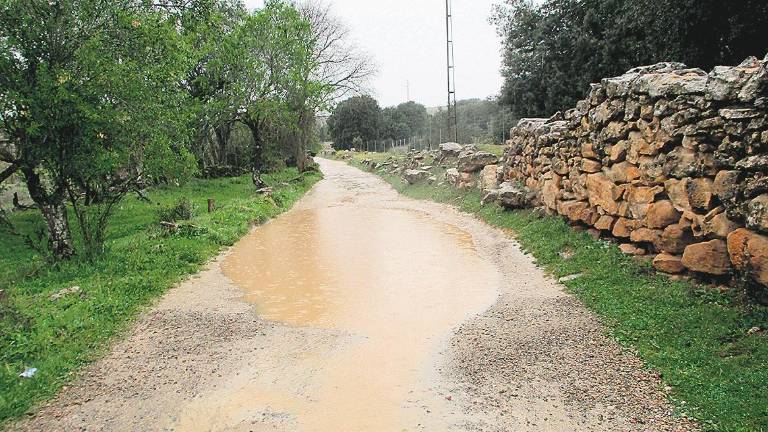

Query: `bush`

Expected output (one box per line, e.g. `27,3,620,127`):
157,197,195,223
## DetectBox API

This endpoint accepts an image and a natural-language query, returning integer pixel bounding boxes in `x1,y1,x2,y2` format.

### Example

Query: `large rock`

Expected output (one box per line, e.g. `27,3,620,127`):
694,208,739,239
713,170,741,203
665,178,692,212
403,169,429,185
632,67,708,97
542,175,562,210
558,200,590,222
686,178,714,211
478,165,500,191
594,215,616,231
439,142,464,158
746,194,768,234
727,228,768,286
457,172,474,189
659,224,696,254
630,228,663,247
625,185,664,219
445,168,460,186
607,161,641,183
494,182,530,209
646,200,681,228
457,151,499,173
681,240,731,275
706,56,765,101
653,253,686,274
613,217,640,238
586,173,622,215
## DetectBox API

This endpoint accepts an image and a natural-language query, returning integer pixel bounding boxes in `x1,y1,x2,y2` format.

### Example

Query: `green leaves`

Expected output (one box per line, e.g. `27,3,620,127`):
492,0,768,117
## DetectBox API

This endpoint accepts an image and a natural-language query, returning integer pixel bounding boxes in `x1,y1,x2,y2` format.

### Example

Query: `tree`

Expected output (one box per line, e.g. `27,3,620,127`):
327,95,381,149
182,0,248,171
491,0,768,117
381,107,409,140
395,102,428,137
217,0,313,187
0,0,197,259
292,1,375,171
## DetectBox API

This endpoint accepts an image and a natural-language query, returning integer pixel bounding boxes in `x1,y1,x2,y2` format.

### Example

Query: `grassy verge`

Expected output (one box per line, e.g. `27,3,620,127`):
0,168,321,425
342,152,767,432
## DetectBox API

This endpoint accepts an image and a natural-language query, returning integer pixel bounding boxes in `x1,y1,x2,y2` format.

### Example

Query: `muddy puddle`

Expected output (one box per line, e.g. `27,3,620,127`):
208,187,502,431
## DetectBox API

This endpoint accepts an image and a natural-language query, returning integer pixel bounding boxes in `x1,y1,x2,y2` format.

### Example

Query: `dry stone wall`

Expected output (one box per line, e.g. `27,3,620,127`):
501,55,768,287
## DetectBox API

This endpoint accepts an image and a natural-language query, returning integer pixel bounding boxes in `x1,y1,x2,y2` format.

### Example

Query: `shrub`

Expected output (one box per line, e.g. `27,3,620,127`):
157,197,195,223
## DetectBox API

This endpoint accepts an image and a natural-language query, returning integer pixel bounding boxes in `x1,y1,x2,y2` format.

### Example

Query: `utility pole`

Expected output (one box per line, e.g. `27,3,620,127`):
445,0,458,143
406,80,410,102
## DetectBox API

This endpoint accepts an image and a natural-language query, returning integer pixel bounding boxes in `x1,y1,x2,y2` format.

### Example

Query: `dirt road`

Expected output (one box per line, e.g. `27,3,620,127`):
11,158,695,431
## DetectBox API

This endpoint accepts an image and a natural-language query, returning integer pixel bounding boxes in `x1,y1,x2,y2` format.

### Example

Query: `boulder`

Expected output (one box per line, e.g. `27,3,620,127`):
632,67,707,97
458,172,474,188
445,168,461,186
736,155,768,171
439,142,464,158
625,185,664,218
542,176,562,210
646,200,681,228
630,228,663,247
594,215,616,231
613,218,640,238
478,164,500,191
713,170,741,202
665,178,692,211
619,243,646,255
681,240,731,275
706,57,764,101
727,229,768,285
653,253,686,274
586,173,622,215
695,208,739,239
658,224,696,254
581,159,602,173
607,161,641,183
687,178,714,211
609,141,628,162
581,142,599,159
403,169,429,185
558,200,590,222
746,194,768,234
457,151,499,173
495,182,530,209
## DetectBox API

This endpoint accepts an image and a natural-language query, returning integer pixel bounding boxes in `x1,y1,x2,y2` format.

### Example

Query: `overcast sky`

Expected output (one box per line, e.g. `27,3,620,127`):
243,0,504,108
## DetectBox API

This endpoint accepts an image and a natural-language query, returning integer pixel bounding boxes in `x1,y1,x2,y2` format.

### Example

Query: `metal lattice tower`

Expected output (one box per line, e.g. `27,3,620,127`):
445,0,458,143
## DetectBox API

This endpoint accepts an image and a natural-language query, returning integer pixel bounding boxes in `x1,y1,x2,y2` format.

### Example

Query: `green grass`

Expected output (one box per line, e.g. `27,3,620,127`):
0,168,321,425
344,153,768,432
476,143,506,156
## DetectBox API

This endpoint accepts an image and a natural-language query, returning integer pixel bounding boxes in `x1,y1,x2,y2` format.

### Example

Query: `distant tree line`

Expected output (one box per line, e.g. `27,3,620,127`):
0,0,372,260
491,0,768,117
327,96,515,150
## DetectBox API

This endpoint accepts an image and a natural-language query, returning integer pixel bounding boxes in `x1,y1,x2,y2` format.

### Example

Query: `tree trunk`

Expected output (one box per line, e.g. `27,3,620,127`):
40,201,76,260
296,109,312,173
214,122,231,166
247,121,266,188
23,167,75,260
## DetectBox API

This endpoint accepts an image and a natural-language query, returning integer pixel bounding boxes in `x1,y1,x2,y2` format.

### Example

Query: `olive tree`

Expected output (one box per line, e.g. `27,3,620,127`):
218,0,314,187
0,1,197,259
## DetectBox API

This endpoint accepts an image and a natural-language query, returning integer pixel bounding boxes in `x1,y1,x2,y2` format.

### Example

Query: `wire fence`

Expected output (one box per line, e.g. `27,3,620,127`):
355,136,439,154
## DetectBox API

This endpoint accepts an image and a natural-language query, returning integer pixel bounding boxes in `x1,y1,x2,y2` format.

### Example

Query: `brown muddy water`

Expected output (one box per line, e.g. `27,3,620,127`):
213,168,502,431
